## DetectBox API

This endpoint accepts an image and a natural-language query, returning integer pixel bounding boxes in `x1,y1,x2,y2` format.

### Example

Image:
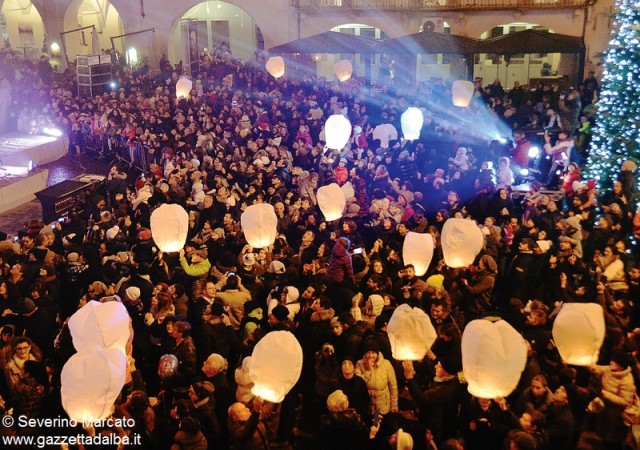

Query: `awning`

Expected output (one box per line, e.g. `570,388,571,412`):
476,29,585,54
374,30,479,54
269,31,380,54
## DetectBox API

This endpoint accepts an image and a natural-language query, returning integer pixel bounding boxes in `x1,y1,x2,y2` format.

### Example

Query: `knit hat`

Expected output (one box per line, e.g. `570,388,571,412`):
362,339,380,354
426,274,445,291
117,251,129,263
210,302,225,317
269,260,286,274
106,226,120,240
611,350,632,370
368,294,384,317
206,353,228,372
271,304,290,322
125,286,141,300
396,429,414,450
587,179,596,190
284,286,299,304
243,253,256,266
326,390,349,413
213,228,225,239
67,252,79,263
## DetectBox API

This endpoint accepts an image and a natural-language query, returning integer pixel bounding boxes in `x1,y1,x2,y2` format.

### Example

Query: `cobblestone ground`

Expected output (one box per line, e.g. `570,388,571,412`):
0,153,110,236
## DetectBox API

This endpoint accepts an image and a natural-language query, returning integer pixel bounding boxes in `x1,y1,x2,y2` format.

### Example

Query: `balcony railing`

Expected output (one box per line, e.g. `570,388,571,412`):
292,0,592,12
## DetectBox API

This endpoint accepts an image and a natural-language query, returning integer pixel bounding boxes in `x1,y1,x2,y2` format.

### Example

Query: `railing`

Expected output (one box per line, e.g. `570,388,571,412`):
292,0,592,11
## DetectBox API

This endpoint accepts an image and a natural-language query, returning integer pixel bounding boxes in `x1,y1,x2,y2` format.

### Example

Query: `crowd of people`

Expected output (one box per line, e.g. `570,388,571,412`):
0,46,638,450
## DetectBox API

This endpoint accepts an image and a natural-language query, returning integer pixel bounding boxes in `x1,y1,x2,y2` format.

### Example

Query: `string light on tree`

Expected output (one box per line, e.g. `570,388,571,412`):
587,0,640,195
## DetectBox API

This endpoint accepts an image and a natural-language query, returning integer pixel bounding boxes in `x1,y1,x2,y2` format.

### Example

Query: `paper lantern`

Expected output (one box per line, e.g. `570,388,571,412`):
266,56,285,79
441,218,484,268
317,183,346,221
61,349,127,422
249,331,303,403
334,59,353,82
452,80,475,107
552,303,605,366
462,319,527,399
176,76,192,99
387,304,437,360
402,232,434,277
240,204,278,248
401,107,424,141
341,181,355,201
150,203,189,252
68,301,130,354
324,114,352,150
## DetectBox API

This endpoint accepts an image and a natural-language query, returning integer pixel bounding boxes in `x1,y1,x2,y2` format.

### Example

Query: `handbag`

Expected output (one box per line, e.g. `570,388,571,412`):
623,394,640,427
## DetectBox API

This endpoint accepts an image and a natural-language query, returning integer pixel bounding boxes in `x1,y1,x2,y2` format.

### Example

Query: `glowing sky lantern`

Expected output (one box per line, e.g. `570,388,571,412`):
241,204,278,248
317,183,346,221
266,56,285,79
249,331,303,403
150,203,189,252
402,231,434,277
462,319,527,399
324,114,352,150
68,300,130,353
401,107,424,141
334,59,353,82
61,349,127,423
441,218,484,268
176,76,192,99
552,303,605,366
387,304,437,360
452,80,475,107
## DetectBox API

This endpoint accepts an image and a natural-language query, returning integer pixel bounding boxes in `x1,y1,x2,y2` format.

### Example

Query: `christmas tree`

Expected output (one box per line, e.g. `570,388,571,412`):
587,0,640,194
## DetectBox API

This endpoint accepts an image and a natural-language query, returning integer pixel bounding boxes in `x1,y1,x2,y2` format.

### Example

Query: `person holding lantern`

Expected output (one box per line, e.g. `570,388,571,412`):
402,355,464,444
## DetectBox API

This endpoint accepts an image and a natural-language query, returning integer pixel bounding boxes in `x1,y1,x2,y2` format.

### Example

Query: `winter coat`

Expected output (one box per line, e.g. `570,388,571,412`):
592,365,636,444
216,287,252,331
355,351,398,415
325,241,356,285
318,409,369,450
463,269,496,317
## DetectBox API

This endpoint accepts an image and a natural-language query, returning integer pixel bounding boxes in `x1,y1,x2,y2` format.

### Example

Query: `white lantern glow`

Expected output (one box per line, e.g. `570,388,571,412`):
61,349,127,422
150,203,189,252
324,114,352,150
402,231,434,277
552,303,605,366
249,331,303,403
334,59,353,82
240,204,278,248
462,319,527,399
401,107,424,141
68,301,130,354
317,183,346,221
387,304,438,361
341,181,355,201
176,76,192,99
441,218,484,268
266,56,285,79
452,80,475,107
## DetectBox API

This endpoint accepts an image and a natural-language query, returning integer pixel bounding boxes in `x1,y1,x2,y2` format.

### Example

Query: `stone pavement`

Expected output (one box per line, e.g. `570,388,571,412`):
0,153,110,236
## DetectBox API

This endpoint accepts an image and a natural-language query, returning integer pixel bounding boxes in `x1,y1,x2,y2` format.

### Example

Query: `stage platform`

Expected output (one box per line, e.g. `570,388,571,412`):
0,169,49,214
0,133,66,167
